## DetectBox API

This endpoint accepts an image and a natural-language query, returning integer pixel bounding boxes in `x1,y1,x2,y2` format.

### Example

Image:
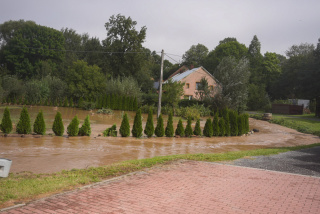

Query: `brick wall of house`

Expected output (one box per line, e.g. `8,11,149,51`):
180,67,217,100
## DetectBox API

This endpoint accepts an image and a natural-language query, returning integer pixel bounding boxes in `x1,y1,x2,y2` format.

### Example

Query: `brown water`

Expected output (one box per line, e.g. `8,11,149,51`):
1,106,319,173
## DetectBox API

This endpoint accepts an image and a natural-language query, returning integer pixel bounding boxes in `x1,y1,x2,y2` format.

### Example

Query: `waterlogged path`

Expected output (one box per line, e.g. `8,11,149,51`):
0,106,319,173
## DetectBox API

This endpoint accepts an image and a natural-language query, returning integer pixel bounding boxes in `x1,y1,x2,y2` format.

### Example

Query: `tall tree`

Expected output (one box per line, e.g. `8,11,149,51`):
182,43,209,67
102,14,147,77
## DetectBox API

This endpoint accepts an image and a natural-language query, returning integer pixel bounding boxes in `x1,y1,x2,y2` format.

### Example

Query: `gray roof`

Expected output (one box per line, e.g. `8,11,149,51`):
166,67,200,83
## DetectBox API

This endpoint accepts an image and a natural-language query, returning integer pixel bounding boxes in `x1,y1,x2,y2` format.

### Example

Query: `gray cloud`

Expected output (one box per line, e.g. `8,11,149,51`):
1,0,319,62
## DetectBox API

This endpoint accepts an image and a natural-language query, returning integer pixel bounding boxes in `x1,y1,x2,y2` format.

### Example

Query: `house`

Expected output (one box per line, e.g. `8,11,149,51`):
165,66,219,100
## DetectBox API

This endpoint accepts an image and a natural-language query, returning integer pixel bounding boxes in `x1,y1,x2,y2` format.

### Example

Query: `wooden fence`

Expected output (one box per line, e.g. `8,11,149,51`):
272,104,304,115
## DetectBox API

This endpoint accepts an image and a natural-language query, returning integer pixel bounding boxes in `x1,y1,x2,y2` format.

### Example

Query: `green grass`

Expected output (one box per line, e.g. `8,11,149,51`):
250,113,320,136
1,143,320,208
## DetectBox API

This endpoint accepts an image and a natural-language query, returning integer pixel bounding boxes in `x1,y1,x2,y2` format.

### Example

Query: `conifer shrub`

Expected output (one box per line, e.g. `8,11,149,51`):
222,108,230,136
78,115,91,136
67,116,80,136
52,111,64,136
212,112,220,136
129,97,134,111
104,124,117,137
106,94,111,108
219,118,226,136
122,96,126,110
165,112,174,137
78,97,84,108
63,97,68,107
33,110,46,135
244,113,250,133
44,99,48,106
132,109,143,138
155,114,165,137
185,117,193,137
119,113,130,137
238,114,246,136
203,118,213,137
69,98,74,107
0,107,13,134
175,119,185,137
144,108,154,137
133,97,138,111
16,107,31,134
193,119,202,136
229,110,239,136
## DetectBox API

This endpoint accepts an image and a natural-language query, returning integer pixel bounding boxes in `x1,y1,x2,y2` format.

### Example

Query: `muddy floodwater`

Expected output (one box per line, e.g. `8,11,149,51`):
1,106,319,174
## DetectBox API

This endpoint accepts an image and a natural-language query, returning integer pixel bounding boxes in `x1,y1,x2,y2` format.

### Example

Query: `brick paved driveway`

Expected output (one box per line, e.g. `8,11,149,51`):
2,161,320,214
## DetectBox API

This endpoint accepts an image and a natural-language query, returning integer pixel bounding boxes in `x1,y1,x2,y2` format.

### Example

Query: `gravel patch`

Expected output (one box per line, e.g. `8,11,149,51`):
229,146,320,177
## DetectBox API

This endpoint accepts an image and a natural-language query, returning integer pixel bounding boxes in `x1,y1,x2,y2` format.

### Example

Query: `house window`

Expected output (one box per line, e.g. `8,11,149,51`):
186,83,190,89
196,82,201,90
209,85,214,90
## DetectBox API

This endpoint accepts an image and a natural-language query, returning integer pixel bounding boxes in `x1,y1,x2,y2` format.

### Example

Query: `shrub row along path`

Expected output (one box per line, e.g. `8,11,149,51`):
2,156,320,214
2,118,320,174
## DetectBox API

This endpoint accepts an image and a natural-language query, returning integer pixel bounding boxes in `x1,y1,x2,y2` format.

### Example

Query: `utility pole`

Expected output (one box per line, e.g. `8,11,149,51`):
157,49,164,118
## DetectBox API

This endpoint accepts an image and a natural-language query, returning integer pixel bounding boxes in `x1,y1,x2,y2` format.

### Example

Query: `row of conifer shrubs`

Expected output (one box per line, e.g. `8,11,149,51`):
0,107,91,136
109,108,250,138
1,94,138,111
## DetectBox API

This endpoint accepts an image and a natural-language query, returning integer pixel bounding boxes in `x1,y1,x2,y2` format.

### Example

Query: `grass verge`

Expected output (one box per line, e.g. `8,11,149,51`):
250,113,320,136
1,143,320,208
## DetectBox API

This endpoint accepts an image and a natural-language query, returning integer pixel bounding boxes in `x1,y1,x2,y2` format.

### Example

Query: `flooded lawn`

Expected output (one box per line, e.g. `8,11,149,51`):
1,106,319,173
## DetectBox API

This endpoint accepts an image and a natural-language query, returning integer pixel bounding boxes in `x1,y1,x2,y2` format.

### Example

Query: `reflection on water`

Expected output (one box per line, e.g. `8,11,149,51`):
1,106,319,173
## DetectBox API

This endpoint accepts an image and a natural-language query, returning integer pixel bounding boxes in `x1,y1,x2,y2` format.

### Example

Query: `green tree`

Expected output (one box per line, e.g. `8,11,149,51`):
185,117,193,137
213,56,250,111
155,114,165,137
67,116,80,136
65,60,106,101
102,14,147,77
119,113,130,137
193,119,202,136
182,43,209,67
218,118,226,137
16,106,31,134
0,107,13,134
0,20,65,79
204,38,248,73
162,79,184,113
132,109,143,138
52,111,64,136
165,112,174,137
229,110,238,136
78,115,91,136
175,119,185,137
195,77,212,101
203,118,213,137
144,108,154,137
33,110,46,135
212,112,220,136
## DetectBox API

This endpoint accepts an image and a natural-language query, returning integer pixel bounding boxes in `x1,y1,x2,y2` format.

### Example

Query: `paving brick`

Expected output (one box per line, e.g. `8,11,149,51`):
2,161,320,214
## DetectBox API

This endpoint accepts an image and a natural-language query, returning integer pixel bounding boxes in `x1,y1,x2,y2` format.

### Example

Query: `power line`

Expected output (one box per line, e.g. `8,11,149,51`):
164,53,181,64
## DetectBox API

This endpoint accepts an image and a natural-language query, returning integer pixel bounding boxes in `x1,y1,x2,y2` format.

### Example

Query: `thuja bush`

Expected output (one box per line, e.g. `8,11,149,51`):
144,108,154,137
185,117,193,137
229,110,239,136
52,112,64,136
203,118,213,137
104,124,117,137
244,113,250,133
78,115,91,136
238,114,246,136
165,112,174,137
219,118,226,136
120,113,130,137
0,107,13,134
155,114,165,137
133,97,138,111
16,107,31,134
175,119,185,137
33,110,46,135
132,109,143,138
212,112,220,136
193,119,202,136
222,108,230,136
63,97,68,107
69,98,74,107
67,116,80,136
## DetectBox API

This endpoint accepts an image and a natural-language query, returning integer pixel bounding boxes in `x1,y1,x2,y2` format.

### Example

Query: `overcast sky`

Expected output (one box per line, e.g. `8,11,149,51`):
1,0,319,63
